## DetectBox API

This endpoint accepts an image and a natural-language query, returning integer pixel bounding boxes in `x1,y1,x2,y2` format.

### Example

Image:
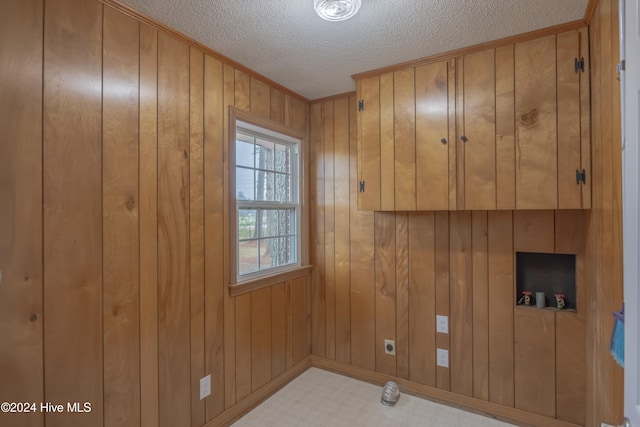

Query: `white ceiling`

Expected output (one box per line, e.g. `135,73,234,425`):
119,0,589,100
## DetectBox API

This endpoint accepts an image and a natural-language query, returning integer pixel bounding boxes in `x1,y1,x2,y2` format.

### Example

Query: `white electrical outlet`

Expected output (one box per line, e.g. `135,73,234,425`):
200,375,211,400
437,348,449,368
436,315,448,334
384,339,396,355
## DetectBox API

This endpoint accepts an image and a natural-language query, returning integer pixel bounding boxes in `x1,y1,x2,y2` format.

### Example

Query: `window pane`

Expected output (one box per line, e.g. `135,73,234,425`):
279,236,296,264
238,209,257,240
260,209,278,238
260,238,279,269
255,138,274,171
275,143,290,173
236,137,254,168
275,173,291,202
255,171,275,201
236,167,254,200
278,209,295,236
238,239,259,275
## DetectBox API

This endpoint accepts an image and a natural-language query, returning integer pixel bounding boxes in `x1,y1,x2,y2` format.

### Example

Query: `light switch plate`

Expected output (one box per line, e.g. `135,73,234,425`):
437,348,449,368
200,375,211,400
436,315,448,334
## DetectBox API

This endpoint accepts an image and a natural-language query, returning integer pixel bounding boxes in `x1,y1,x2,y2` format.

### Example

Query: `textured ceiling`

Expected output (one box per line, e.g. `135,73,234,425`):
119,0,588,100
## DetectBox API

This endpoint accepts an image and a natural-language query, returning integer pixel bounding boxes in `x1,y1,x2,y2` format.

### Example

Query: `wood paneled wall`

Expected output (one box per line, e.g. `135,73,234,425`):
586,0,625,425
0,1,310,427
311,96,589,425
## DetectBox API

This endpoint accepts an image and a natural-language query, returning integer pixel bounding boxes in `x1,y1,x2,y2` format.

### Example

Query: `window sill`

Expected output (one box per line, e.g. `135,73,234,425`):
228,265,313,297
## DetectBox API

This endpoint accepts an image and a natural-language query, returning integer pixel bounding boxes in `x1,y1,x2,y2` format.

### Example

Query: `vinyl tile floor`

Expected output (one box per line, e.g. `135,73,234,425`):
232,368,517,427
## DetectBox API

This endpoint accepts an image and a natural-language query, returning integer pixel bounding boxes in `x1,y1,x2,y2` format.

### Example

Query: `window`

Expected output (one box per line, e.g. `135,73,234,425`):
230,110,305,287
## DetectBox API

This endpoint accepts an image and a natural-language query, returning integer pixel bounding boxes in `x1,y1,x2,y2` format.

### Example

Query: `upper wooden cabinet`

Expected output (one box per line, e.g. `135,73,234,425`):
356,28,591,211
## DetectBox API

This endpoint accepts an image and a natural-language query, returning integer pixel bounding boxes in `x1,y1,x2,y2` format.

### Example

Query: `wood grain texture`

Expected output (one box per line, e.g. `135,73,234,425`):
189,47,205,427
251,287,272,391
579,27,592,208
495,45,516,210
292,277,309,365
488,211,514,407
235,293,252,401
43,1,104,425
380,73,395,211
102,8,141,426
463,50,496,210
514,308,556,418
203,54,225,420
448,61,458,210
139,23,159,427
408,213,436,387
415,61,450,210
323,101,336,360
250,77,270,118
395,213,410,380
358,76,381,210
449,211,473,397
557,31,582,209
513,210,555,253
334,98,352,364
271,283,287,376
393,68,416,210
556,311,586,425
374,212,397,376
157,31,191,427
0,2,43,426
455,57,466,210
515,35,558,209
435,212,450,391
471,211,489,400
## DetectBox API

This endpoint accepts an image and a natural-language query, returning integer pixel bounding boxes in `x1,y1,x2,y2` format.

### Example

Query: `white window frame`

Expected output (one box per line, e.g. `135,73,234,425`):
228,107,309,294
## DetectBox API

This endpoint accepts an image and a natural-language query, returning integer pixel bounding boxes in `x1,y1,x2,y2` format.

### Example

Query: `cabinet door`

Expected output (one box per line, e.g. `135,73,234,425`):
357,76,381,210
394,68,416,211
416,60,450,210
463,50,497,210
515,35,558,209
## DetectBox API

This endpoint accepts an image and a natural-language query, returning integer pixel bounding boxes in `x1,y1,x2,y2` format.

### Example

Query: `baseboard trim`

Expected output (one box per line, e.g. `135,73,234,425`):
310,356,581,427
205,356,312,427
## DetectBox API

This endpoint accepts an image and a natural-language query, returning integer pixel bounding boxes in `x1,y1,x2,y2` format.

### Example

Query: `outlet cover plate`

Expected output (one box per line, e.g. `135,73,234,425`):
436,315,448,334
384,339,396,355
200,375,211,400
437,348,449,368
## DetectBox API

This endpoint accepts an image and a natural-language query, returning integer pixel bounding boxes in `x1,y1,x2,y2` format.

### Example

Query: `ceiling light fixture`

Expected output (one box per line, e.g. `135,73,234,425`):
314,0,361,22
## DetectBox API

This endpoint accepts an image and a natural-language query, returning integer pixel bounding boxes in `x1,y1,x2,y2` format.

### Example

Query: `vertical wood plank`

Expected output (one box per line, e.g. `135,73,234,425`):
448,61,458,210
375,212,396,376
579,27,592,208
514,308,556,418
513,211,555,253
270,88,285,124
472,211,489,401
408,213,436,387
310,102,326,358
557,31,582,209
235,293,252,401
139,23,159,427
43,1,104,425
350,98,376,371
0,2,44,426
496,45,516,210
556,311,586,424
449,211,473,397
251,287,272,391
435,212,450,390
323,101,336,360
292,277,309,365
188,47,205,427
488,211,515,407
103,8,141,427
203,55,225,419
380,73,395,210
234,69,250,110
394,68,416,210
271,283,287,376
334,98,351,364
455,57,466,210
415,61,450,210
515,35,558,209
464,50,496,210
223,63,237,409
358,76,381,210
250,78,270,118
285,281,294,368
157,32,191,427
395,213,410,380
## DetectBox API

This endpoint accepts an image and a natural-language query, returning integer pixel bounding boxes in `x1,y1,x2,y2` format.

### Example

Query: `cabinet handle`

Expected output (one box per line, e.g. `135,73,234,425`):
461,135,468,142
440,138,447,144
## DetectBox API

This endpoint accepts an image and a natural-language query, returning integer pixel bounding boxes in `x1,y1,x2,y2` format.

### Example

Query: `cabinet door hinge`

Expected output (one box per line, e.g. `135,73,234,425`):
576,169,587,184
574,57,585,73
358,100,364,111
359,180,365,192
